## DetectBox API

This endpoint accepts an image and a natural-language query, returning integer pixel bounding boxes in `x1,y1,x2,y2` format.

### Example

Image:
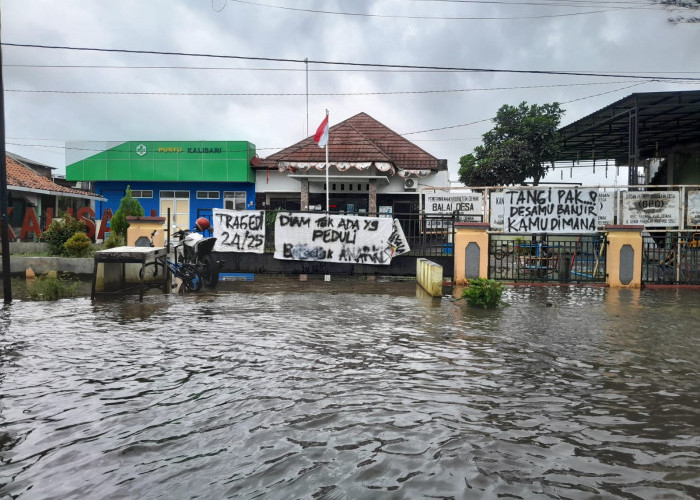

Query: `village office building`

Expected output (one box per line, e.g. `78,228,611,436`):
255,113,449,216
65,141,257,232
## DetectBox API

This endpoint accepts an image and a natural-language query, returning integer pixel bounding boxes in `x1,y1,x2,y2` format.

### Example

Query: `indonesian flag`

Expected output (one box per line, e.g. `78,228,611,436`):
313,114,329,148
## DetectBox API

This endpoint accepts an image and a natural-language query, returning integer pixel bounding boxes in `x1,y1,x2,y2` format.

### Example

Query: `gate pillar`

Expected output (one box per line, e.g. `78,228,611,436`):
605,225,643,288
454,222,490,281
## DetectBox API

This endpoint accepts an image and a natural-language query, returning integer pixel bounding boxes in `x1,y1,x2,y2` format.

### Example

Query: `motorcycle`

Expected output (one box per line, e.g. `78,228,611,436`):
171,217,223,289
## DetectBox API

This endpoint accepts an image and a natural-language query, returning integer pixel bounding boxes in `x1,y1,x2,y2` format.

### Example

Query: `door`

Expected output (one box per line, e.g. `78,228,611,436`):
160,190,190,230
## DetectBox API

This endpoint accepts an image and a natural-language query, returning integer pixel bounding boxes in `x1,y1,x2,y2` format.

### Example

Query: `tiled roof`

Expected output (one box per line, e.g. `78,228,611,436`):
259,112,440,171
6,156,100,198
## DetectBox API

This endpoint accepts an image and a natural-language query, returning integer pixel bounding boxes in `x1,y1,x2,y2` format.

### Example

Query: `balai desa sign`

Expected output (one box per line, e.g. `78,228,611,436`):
425,192,483,217
503,187,598,234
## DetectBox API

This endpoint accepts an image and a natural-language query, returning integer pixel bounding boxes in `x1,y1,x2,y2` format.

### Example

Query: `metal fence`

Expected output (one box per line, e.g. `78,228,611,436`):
488,234,607,283
642,232,700,285
258,211,458,257
202,209,699,285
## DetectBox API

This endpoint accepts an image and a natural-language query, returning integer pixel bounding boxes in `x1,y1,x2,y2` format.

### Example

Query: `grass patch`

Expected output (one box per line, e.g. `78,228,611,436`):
26,271,79,300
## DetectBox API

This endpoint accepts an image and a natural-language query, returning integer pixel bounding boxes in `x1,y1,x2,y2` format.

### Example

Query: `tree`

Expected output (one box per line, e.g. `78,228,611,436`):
110,186,144,239
458,102,564,187
657,0,700,23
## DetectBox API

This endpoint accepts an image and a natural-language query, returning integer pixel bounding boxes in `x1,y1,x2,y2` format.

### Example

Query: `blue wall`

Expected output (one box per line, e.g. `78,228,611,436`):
95,181,256,231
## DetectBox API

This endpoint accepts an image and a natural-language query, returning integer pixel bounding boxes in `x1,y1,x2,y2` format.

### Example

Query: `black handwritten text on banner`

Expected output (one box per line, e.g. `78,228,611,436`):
504,188,598,234
274,213,396,265
213,209,265,253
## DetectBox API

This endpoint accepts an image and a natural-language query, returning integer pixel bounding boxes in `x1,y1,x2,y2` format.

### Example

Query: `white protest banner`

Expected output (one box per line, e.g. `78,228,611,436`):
212,209,265,253
389,219,410,257
489,191,504,229
622,191,680,227
503,187,598,234
687,190,700,227
274,212,395,265
597,191,617,227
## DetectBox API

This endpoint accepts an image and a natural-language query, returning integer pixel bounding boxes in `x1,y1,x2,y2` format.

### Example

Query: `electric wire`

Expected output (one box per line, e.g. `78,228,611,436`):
227,0,660,19
4,43,699,82
4,80,652,97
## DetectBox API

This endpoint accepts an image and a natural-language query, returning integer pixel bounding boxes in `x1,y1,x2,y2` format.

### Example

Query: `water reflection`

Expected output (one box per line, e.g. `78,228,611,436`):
0,280,698,499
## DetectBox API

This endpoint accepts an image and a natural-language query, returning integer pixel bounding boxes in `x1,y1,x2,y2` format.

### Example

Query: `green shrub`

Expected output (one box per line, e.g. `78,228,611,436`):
103,233,124,249
63,232,93,257
41,215,88,256
27,271,78,300
110,186,144,239
461,278,505,309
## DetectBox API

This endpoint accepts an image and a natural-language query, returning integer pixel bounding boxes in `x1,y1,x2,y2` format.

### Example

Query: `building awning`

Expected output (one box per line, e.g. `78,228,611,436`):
288,174,391,184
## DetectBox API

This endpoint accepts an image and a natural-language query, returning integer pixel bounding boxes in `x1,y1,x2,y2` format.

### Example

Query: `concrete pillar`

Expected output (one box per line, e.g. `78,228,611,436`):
416,258,443,297
605,225,643,288
454,222,490,281
369,179,377,215
301,179,309,211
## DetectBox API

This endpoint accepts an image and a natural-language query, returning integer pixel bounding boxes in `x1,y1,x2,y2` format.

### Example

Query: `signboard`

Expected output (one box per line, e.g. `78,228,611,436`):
597,191,617,227
622,191,680,227
212,209,265,253
425,191,483,220
489,191,505,229
503,187,599,234
274,213,396,265
687,190,700,227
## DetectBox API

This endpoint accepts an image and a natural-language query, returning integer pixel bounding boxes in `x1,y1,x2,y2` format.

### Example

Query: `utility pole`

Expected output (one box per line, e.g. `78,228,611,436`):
0,9,12,304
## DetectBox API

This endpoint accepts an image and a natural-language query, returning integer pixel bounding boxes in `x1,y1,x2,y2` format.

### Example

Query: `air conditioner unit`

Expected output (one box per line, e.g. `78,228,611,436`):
403,178,417,191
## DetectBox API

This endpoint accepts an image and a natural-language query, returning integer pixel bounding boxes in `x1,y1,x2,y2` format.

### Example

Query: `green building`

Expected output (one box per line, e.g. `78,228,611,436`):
66,140,257,232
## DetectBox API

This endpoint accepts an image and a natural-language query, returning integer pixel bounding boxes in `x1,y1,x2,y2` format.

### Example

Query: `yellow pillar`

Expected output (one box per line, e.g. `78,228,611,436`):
126,216,166,247
605,225,643,288
454,222,490,282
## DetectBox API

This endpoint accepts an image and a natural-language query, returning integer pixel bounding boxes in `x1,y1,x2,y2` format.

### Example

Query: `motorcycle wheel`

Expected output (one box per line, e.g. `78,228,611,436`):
180,263,202,292
200,255,219,289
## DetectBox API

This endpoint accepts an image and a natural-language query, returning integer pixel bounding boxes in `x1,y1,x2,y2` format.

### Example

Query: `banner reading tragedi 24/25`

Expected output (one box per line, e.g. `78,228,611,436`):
503,187,599,234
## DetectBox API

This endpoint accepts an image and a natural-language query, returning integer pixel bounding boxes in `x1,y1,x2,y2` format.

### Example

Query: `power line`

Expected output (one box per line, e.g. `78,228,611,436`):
5,80,650,97
227,0,657,19
401,80,650,135
6,63,700,77
4,43,699,82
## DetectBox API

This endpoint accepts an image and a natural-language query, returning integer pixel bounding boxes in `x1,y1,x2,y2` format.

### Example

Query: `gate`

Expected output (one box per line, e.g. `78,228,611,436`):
488,233,607,283
642,231,700,285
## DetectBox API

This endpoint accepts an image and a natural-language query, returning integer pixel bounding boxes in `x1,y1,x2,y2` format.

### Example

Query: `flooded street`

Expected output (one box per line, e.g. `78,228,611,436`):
1,279,699,499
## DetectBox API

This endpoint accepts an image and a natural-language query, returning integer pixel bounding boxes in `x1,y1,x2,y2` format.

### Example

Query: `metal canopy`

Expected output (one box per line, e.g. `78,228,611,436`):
557,90,700,164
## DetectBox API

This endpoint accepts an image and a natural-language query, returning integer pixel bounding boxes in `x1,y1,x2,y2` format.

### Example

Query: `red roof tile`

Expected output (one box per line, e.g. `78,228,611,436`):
260,112,439,171
6,156,99,198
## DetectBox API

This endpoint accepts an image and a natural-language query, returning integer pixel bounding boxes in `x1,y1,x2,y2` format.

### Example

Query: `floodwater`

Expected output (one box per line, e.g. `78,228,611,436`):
0,278,699,499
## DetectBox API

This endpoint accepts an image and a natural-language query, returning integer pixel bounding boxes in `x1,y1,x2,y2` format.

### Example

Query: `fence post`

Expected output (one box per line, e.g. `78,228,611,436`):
605,225,643,288
454,222,490,281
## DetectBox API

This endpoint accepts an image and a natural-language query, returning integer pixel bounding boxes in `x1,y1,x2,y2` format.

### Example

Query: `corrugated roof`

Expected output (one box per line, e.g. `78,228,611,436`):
557,90,700,162
6,156,102,199
259,112,440,171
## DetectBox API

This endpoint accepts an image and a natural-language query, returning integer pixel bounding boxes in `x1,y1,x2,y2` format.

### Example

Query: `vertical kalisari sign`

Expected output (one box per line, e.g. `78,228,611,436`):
622,191,680,227
503,187,598,234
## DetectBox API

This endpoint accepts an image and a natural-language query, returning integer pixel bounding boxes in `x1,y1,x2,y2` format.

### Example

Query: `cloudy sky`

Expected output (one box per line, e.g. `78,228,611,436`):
2,0,699,184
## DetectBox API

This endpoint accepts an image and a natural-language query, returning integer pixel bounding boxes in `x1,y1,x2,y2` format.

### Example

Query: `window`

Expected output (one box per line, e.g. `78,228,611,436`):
223,191,247,210
196,191,220,199
131,190,153,198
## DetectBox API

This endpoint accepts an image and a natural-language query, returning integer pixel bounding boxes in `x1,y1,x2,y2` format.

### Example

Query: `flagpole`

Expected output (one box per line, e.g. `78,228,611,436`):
325,109,329,214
